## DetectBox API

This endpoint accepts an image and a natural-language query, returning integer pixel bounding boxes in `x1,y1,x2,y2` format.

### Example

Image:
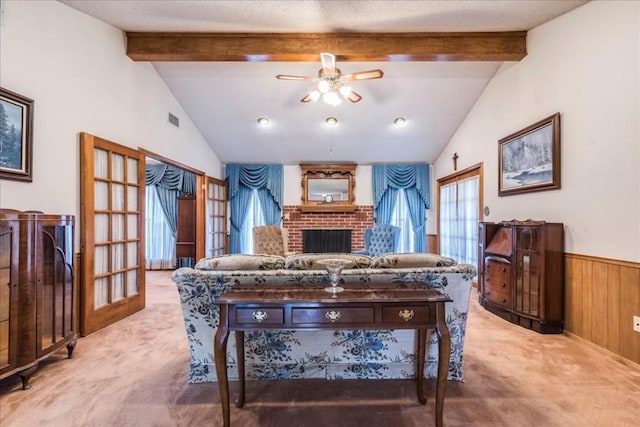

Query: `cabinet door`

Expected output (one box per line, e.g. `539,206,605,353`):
514,226,540,316
0,218,19,375
36,218,74,358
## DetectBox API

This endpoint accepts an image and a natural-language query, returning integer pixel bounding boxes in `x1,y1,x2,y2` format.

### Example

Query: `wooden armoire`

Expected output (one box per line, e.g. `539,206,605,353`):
176,195,196,267
0,209,76,389
478,220,564,333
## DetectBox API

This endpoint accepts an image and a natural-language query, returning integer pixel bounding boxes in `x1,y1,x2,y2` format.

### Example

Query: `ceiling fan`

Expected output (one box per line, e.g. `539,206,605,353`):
276,53,384,106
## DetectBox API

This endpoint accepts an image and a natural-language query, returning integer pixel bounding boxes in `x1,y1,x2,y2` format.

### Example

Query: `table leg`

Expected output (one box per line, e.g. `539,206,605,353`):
416,328,427,404
435,302,451,427
214,305,231,427
235,331,245,408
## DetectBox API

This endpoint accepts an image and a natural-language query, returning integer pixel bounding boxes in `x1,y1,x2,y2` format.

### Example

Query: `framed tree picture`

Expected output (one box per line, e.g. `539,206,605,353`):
498,113,561,196
0,87,34,182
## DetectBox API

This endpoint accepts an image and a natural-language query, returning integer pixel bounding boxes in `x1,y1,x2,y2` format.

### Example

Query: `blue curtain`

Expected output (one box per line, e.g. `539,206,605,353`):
145,163,196,236
372,164,430,252
227,164,283,254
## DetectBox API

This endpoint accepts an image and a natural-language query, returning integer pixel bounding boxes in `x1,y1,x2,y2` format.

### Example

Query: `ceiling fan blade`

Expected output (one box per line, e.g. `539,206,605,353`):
276,74,316,81
320,52,336,75
346,90,362,103
341,69,384,81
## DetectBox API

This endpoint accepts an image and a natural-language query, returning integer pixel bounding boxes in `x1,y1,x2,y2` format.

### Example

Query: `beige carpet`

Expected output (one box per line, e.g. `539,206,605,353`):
1,271,639,426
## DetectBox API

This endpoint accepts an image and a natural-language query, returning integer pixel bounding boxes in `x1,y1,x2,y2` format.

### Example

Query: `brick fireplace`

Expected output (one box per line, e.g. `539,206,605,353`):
282,205,374,253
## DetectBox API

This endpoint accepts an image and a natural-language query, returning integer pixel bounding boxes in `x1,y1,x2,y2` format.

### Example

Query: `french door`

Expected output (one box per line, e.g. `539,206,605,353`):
79,133,145,336
205,176,227,257
437,164,483,269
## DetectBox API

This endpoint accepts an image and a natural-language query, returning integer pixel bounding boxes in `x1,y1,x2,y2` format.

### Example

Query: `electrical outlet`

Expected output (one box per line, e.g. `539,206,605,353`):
634,316,640,333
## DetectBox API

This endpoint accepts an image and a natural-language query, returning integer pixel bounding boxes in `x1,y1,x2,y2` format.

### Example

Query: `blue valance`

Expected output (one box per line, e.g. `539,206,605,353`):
226,164,283,210
145,163,196,195
372,164,430,210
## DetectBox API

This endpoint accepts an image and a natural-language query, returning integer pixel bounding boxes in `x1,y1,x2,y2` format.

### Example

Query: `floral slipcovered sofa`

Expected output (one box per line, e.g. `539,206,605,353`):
171,252,476,384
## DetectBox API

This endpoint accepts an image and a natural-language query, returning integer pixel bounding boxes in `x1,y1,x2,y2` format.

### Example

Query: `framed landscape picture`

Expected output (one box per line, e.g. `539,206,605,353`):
498,113,561,196
0,87,34,182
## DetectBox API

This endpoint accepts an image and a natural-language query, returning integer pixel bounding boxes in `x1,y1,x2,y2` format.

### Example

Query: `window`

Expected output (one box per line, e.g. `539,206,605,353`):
240,189,265,254
438,165,482,270
389,189,415,252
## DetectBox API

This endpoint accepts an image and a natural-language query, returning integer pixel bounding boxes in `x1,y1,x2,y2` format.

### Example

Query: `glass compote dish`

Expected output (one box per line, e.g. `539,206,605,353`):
317,259,352,293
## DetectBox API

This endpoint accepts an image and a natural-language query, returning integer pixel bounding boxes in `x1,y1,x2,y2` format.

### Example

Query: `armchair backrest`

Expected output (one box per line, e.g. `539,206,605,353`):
252,225,289,257
364,224,401,257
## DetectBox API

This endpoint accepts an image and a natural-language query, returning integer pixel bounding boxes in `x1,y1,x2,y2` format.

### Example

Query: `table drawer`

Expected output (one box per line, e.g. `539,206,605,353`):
292,307,374,324
235,308,284,325
382,306,433,324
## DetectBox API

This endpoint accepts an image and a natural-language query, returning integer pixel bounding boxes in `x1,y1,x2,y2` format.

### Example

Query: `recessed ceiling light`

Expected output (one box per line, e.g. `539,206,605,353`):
325,117,338,126
257,117,270,126
394,117,407,127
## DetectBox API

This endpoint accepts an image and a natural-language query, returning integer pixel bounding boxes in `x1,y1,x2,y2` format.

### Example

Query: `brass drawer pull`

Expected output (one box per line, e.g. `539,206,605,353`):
252,311,268,323
325,310,341,323
399,309,415,322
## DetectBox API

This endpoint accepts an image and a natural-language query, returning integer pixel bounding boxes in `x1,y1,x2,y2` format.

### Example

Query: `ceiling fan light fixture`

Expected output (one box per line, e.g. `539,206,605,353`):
338,85,352,97
323,91,341,106
308,90,321,102
318,80,331,94
325,117,338,126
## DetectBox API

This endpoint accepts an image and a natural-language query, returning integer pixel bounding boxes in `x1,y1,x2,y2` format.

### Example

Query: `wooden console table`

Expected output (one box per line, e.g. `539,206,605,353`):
214,282,452,427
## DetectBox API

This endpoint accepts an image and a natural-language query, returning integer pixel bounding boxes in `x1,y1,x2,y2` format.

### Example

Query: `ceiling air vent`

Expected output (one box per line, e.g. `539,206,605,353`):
168,112,179,127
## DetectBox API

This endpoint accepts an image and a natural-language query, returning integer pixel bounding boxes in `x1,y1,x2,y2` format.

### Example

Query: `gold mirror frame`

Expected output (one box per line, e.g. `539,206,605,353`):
300,163,356,212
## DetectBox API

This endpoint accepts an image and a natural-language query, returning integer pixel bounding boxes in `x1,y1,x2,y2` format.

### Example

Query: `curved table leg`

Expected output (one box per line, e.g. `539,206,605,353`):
214,306,231,427
435,301,451,427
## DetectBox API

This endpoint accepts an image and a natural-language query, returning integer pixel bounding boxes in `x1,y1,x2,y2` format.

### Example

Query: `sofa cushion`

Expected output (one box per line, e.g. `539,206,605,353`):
371,253,457,268
194,254,285,271
285,253,372,270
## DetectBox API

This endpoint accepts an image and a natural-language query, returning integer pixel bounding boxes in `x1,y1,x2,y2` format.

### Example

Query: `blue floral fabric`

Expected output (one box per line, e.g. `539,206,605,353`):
171,264,476,383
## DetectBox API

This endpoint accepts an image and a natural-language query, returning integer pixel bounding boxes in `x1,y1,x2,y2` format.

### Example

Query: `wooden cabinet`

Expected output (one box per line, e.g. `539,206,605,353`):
176,196,196,267
0,209,76,389
478,220,564,333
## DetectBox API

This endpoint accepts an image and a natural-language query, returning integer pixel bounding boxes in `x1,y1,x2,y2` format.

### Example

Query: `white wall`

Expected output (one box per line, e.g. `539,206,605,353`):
0,1,222,218
434,1,640,262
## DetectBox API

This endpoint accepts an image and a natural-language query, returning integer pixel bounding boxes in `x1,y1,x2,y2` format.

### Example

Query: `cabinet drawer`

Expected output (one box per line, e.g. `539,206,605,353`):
484,286,511,307
382,306,433,324
235,308,284,325
292,307,374,324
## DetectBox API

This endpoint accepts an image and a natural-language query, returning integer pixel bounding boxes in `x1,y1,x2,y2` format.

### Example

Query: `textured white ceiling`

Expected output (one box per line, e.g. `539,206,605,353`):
59,0,588,165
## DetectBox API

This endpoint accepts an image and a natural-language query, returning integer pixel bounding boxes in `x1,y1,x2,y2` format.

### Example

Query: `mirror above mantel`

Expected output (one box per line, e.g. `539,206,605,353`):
300,163,357,212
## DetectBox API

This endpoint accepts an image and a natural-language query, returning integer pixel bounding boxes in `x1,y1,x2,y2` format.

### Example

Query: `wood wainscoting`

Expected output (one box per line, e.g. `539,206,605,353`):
565,253,640,365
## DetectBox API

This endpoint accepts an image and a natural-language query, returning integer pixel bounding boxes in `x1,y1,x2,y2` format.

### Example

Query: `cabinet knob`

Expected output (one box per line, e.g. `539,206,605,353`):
325,311,341,323
502,298,507,303
501,268,506,272
251,311,268,323
501,283,506,288
398,309,415,322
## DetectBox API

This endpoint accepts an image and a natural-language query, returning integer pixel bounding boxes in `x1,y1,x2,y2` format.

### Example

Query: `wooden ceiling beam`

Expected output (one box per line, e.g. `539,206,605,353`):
125,32,527,62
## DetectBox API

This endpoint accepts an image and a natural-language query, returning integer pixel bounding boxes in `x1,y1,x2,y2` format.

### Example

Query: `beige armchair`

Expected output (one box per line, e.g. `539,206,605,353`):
252,225,292,257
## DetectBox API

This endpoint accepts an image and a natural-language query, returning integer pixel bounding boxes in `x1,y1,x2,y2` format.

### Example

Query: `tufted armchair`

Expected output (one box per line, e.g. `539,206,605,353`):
252,225,292,257
354,224,401,257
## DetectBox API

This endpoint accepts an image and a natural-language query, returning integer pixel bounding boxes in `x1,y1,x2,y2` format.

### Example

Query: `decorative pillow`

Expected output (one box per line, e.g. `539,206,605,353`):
285,253,372,270
194,254,285,271
371,253,457,268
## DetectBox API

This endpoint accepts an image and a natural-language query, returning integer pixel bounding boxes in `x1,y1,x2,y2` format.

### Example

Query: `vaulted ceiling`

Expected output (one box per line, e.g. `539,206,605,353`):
59,0,588,165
